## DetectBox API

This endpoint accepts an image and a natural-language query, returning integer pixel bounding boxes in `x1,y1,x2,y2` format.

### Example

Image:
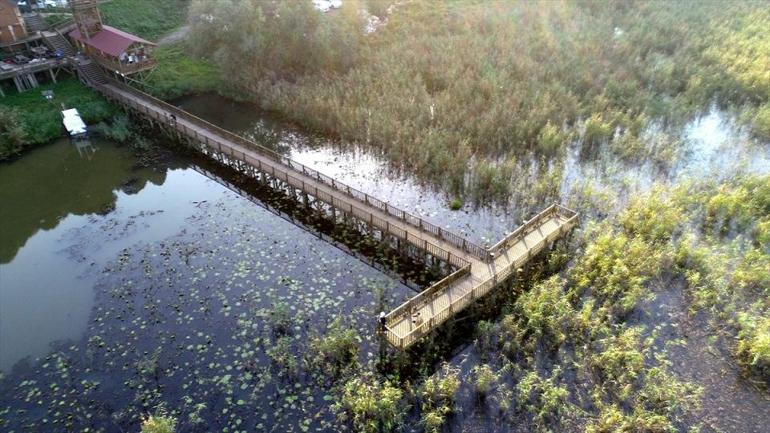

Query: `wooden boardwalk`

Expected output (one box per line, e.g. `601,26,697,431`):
96,80,579,349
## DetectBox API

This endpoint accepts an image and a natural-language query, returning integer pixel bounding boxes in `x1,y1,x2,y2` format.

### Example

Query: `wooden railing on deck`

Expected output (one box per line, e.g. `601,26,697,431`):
93,56,157,75
383,205,579,348
98,79,491,262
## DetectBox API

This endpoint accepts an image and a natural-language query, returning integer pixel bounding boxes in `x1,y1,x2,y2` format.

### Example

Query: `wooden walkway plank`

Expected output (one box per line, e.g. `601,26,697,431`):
96,80,579,350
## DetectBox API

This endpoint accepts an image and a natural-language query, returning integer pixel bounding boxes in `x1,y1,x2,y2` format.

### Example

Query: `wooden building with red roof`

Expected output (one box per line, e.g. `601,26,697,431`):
68,0,156,75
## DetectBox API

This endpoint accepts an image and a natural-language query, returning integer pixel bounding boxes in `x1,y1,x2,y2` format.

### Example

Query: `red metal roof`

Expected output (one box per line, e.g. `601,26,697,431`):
69,25,155,57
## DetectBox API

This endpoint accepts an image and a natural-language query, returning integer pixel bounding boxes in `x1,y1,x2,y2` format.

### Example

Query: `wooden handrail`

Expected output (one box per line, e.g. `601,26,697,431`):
384,263,471,321
100,78,492,261
391,210,579,347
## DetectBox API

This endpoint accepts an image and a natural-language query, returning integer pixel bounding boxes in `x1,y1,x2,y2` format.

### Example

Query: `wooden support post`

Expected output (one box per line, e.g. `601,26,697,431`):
49,69,57,84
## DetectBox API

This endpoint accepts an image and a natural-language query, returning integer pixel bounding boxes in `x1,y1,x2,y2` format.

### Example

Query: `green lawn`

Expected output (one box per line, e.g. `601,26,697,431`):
100,0,221,99
100,0,189,41
0,79,117,160
144,45,222,100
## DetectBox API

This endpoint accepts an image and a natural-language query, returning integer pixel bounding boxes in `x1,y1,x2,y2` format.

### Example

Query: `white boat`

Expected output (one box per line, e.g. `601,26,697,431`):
61,108,87,139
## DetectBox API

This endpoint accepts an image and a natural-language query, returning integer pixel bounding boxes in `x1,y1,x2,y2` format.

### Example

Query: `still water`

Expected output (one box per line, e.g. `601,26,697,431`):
1,94,768,432
0,137,410,432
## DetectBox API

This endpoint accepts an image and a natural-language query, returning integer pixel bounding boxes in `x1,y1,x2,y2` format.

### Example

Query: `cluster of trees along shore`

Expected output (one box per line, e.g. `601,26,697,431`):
188,0,770,202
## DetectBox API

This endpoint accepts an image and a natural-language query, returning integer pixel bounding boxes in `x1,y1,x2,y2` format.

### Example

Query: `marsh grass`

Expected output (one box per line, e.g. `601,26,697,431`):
188,0,770,201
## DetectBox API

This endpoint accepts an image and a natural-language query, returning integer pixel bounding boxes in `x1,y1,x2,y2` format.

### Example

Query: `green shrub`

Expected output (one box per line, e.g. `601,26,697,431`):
589,327,648,399
421,363,460,406
537,121,569,155
620,189,683,243
514,276,575,347
0,107,27,160
418,363,460,432
310,318,359,375
753,104,770,138
93,114,132,143
422,406,450,433
515,370,570,421
736,313,770,377
140,409,177,433
449,198,463,211
584,113,614,146
472,364,498,395
334,373,405,433
572,231,660,316
586,404,672,433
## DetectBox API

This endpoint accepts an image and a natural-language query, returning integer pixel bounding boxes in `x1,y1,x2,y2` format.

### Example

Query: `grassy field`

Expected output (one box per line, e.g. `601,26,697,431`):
0,79,117,160
143,45,222,100
100,0,189,41
188,0,770,200
99,0,221,100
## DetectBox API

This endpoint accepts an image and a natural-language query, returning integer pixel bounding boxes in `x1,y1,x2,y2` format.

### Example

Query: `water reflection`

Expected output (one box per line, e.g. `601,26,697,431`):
174,93,519,245
0,139,223,371
0,138,165,264
176,94,770,248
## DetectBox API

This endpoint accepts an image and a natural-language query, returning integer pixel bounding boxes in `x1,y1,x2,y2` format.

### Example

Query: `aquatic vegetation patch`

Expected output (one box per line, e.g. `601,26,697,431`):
333,372,406,433
0,192,410,432
188,0,769,201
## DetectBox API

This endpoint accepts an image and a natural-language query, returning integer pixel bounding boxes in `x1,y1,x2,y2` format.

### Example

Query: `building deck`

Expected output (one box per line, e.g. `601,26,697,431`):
96,80,579,349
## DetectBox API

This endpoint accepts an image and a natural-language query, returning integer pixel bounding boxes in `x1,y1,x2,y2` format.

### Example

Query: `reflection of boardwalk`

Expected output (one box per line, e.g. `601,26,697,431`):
97,79,579,349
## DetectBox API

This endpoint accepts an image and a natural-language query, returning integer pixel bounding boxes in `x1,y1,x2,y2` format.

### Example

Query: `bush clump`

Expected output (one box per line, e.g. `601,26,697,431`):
420,364,460,433
140,409,177,433
310,318,359,375
0,107,28,160
736,313,770,378
334,373,405,433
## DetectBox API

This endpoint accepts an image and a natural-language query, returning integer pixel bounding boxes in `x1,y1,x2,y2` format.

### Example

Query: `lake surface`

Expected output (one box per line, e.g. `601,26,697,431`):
0,137,411,432
1,95,768,432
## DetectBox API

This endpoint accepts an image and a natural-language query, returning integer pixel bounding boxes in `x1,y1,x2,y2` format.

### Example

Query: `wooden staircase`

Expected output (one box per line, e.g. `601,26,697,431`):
75,59,107,86
23,13,48,33
42,30,75,56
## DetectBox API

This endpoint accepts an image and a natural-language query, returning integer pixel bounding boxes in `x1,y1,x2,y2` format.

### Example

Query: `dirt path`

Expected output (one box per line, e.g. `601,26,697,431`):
158,24,190,46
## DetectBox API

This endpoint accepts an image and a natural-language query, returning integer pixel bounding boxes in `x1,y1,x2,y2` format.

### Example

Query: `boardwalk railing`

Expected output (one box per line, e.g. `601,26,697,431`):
98,80,473,269
384,207,579,348
97,78,581,349
99,79,492,261
487,204,577,258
